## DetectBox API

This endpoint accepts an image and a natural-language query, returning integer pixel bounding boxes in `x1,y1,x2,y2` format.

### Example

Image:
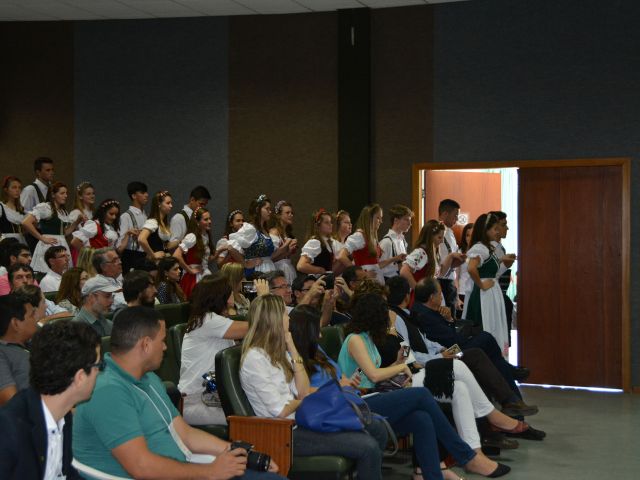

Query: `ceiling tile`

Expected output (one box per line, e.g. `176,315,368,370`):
178,0,255,16
233,0,309,15
295,0,362,12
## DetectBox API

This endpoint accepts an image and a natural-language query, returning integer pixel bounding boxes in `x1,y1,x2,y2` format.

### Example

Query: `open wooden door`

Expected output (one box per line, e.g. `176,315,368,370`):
518,165,622,388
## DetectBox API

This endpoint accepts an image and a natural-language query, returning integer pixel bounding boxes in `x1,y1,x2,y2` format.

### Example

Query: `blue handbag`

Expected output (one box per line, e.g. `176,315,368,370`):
295,379,367,432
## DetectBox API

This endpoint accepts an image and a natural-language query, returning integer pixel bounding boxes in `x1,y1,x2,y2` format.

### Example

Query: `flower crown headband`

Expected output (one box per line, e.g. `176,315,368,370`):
76,181,93,193
192,206,207,218
275,200,288,215
228,209,242,223
255,193,268,203
100,199,120,209
157,190,171,199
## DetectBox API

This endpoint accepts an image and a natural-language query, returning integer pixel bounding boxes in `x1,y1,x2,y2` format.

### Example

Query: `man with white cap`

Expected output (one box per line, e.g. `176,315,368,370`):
73,277,120,336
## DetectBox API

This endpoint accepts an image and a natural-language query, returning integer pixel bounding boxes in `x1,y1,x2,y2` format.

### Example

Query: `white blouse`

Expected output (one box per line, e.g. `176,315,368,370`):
228,223,258,254
179,233,211,259
72,220,118,246
300,238,334,261
30,203,72,223
342,231,366,254
240,348,298,419
404,247,430,272
178,312,234,396
143,218,171,241
216,237,229,259
68,208,93,223
0,202,25,225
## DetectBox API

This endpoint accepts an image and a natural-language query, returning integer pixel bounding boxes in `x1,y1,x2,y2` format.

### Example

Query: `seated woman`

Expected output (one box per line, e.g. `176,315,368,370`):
220,262,250,318
0,176,26,244
178,273,248,425
70,199,125,253
138,190,178,262
338,293,513,479
297,209,342,275
173,207,214,299
155,257,186,305
240,295,387,480
215,209,244,268
21,182,81,273
228,194,276,277
55,267,88,315
268,200,297,285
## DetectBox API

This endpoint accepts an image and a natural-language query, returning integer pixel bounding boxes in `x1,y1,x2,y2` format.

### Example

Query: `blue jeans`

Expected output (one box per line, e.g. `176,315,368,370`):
292,421,386,480
365,389,476,480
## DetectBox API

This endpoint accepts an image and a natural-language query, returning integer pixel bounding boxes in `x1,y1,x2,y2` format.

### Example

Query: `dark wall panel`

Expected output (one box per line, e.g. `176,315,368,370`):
229,13,338,235
371,5,434,244
0,22,74,188
433,0,640,384
74,17,229,238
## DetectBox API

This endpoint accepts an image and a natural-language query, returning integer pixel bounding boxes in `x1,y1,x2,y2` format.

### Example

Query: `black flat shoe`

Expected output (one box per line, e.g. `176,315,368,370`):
487,463,511,478
506,424,546,441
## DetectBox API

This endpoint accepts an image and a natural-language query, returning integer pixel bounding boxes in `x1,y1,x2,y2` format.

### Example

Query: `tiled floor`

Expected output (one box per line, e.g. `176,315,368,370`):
382,385,640,479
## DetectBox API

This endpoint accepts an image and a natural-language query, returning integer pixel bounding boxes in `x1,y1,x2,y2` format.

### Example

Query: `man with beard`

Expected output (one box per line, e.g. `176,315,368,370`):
73,277,120,336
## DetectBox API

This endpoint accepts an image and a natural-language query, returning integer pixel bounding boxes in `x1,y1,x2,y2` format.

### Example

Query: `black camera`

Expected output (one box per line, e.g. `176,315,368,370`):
230,440,271,472
241,280,258,301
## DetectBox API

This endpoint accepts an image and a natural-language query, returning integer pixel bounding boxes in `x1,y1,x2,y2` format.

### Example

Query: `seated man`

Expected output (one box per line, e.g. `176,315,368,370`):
38,245,69,292
386,276,536,417
73,276,120,336
73,306,282,480
0,320,100,479
112,269,158,320
8,264,69,321
411,277,530,382
0,287,45,405
92,247,127,310
0,243,33,296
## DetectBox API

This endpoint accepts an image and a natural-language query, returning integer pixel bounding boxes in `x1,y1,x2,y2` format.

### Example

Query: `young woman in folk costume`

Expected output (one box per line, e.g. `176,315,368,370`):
297,208,342,275
268,200,298,284
173,206,215,299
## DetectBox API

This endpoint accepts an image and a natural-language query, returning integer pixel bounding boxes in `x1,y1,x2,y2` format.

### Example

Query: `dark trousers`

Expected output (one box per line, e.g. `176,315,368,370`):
460,331,522,400
459,348,515,404
438,278,457,317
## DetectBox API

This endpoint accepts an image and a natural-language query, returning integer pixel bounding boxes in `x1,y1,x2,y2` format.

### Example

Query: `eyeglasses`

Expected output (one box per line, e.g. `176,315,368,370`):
271,283,291,291
87,360,106,372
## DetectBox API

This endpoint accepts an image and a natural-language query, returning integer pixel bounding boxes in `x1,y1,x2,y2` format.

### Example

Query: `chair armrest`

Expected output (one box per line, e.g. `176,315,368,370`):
228,416,295,476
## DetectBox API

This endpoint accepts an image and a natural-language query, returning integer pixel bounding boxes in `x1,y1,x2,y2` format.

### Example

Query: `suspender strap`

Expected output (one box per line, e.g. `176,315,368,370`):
180,210,190,225
31,183,45,203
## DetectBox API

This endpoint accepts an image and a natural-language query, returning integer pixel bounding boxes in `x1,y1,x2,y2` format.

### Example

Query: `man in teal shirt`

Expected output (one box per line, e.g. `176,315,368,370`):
73,306,282,480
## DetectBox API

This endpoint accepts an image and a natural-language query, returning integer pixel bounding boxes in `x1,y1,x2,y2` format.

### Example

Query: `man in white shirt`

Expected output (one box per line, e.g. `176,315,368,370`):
169,185,211,243
39,246,69,292
0,318,101,479
117,181,149,274
19,157,54,214
437,199,461,317
379,204,412,279
91,247,127,310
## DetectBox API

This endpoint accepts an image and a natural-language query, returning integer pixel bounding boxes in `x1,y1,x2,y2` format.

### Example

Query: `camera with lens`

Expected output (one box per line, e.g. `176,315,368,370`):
202,371,217,393
241,280,258,301
230,440,271,472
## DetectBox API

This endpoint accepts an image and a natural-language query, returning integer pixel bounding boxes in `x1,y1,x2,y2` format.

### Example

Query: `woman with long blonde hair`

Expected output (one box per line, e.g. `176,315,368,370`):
337,204,385,284
138,190,178,261
240,295,387,480
220,262,250,317
297,208,342,275
0,176,26,244
268,200,297,284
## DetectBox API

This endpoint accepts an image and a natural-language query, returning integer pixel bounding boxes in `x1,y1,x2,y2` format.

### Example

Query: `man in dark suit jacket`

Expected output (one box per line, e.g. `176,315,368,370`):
410,278,530,393
0,318,101,479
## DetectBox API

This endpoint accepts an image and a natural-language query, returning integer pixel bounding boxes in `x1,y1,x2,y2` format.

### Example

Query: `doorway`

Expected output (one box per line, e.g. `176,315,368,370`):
412,158,631,391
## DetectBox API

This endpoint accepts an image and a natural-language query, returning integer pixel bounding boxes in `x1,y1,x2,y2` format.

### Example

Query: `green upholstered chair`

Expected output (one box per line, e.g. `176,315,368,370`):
318,325,346,362
44,291,58,302
215,345,354,479
155,302,190,328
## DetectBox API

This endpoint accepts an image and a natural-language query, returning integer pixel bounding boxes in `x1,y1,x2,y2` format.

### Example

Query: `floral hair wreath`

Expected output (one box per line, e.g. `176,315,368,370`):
256,194,268,203
192,206,207,218
227,209,243,223
315,208,328,223
76,181,93,193
157,190,171,199
275,200,288,215
100,199,120,209
432,221,445,233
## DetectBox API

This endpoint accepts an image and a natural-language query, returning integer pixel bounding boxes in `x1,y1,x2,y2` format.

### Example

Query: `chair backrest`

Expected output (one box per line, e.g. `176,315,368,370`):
215,345,255,418
44,291,57,302
154,326,179,384
170,323,187,370
155,302,190,328
318,325,346,362
100,336,110,359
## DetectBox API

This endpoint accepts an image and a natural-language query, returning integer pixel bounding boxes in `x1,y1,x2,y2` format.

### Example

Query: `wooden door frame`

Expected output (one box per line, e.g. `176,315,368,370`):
412,157,631,392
